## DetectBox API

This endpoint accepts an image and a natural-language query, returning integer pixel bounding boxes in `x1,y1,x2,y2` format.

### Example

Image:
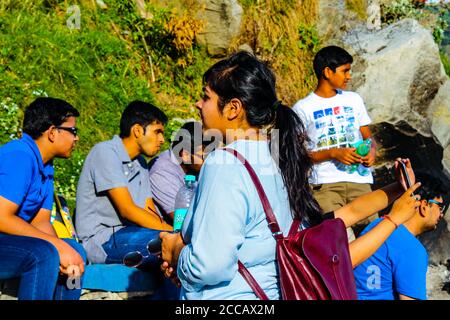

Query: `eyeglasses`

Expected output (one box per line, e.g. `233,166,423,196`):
123,237,162,268
428,199,447,215
56,126,78,137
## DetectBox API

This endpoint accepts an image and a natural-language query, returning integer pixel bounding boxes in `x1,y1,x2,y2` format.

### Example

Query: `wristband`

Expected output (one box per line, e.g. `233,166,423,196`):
382,215,398,229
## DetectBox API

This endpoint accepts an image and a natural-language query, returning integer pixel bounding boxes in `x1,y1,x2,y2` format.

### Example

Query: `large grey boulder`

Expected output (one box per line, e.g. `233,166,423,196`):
344,19,449,171
429,80,450,173
344,18,447,137
195,0,243,56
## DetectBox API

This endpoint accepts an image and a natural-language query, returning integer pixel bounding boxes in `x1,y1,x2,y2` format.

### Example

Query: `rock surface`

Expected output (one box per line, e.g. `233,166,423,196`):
343,18,450,187
426,264,450,300
195,0,243,56
344,18,447,136
317,0,365,40
428,80,450,172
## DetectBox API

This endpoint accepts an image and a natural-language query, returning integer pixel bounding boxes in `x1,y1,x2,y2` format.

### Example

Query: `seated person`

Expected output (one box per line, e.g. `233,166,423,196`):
0,97,86,300
149,121,217,220
75,100,172,269
354,172,447,300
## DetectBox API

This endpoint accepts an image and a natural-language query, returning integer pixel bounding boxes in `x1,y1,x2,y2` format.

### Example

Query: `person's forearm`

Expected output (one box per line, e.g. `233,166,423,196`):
122,206,173,231
32,220,58,237
335,182,404,228
349,219,397,268
310,149,335,164
0,215,62,247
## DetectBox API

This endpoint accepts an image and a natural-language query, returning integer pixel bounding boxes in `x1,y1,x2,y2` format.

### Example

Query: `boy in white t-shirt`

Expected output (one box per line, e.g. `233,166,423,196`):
293,45,377,240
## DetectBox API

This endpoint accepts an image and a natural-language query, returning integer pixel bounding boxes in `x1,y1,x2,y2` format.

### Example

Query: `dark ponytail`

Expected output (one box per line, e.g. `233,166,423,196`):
271,104,323,226
204,51,323,225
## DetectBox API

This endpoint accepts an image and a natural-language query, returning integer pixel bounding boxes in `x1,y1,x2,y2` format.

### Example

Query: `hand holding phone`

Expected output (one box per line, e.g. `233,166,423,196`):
396,159,415,195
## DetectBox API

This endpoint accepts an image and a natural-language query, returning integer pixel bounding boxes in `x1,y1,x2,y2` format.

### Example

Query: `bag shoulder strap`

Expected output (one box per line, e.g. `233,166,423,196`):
237,261,269,300
224,147,281,300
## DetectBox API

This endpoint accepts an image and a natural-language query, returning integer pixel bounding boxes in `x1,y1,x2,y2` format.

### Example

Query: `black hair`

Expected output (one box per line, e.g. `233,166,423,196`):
119,100,168,138
203,51,323,225
414,171,448,212
23,97,80,139
313,45,353,79
171,121,210,154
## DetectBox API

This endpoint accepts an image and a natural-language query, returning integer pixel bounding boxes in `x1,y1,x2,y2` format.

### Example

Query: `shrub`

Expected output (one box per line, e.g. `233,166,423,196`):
381,0,423,24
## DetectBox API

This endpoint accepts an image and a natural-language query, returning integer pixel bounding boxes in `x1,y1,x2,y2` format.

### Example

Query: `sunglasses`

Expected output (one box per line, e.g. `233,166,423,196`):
56,126,78,137
123,237,162,268
428,199,447,215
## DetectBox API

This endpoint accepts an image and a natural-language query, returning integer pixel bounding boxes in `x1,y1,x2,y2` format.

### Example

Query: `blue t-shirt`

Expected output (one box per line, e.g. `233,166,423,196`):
0,133,54,222
353,218,428,300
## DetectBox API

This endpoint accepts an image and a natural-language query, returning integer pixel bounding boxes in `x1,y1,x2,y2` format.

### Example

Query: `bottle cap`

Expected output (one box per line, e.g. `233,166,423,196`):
357,143,370,155
184,175,196,182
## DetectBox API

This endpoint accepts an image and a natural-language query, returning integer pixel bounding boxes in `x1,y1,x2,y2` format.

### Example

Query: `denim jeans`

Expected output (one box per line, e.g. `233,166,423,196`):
0,233,86,300
102,226,180,299
102,226,161,267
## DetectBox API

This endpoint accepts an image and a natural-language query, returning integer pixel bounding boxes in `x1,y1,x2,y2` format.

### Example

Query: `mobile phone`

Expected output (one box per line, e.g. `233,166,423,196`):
398,160,413,194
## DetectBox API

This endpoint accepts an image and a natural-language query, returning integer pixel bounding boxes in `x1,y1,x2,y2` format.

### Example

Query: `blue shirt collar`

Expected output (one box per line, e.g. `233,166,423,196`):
21,133,46,174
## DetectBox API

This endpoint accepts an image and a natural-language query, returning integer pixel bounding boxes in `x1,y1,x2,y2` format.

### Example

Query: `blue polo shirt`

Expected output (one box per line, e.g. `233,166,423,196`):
353,218,428,300
0,133,54,222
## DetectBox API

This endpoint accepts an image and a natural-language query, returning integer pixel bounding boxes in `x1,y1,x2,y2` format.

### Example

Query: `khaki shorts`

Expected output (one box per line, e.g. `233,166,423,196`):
311,182,378,241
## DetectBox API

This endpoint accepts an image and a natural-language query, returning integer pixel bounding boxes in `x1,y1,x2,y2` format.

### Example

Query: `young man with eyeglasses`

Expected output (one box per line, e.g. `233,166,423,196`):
353,171,448,300
75,101,173,269
0,97,86,300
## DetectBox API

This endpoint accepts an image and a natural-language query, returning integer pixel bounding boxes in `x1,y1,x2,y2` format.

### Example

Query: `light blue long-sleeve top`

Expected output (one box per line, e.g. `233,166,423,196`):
178,140,293,300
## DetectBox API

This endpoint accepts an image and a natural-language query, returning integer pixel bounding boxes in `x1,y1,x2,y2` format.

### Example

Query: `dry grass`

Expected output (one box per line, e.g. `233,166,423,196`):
230,0,319,106
346,0,368,20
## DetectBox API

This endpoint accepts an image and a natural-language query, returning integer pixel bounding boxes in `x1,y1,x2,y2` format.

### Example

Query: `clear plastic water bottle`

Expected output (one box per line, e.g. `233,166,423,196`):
355,139,372,176
345,124,360,174
342,124,372,176
173,175,197,232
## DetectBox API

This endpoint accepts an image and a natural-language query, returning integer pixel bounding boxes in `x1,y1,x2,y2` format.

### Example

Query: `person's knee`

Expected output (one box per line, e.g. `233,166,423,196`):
63,239,87,263
24,238,60,271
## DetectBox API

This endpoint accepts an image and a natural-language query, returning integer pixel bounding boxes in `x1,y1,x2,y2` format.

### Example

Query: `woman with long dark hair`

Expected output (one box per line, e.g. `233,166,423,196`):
160,51,420,299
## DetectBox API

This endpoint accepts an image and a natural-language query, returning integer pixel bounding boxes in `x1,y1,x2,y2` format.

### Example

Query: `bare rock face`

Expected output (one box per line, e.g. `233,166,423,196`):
428,80,450,173
317,0,366,40
343,19,449,177
344,19,447,136
342,18,450,265
195,0,243,56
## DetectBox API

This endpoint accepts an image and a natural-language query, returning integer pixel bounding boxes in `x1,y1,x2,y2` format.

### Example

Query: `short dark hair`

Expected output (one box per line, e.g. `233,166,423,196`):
171,121,209,155
313,45,353,79
415,171,447,208
23,97,80,139
119,100,168,138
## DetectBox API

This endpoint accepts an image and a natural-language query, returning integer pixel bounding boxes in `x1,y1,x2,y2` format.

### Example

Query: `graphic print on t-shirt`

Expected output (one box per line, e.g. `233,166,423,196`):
313,106,356,150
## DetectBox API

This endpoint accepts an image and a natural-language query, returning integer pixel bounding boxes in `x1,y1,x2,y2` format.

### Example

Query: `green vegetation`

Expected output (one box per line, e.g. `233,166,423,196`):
440,51,450,77
0,0,210,208
380,0,423,24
